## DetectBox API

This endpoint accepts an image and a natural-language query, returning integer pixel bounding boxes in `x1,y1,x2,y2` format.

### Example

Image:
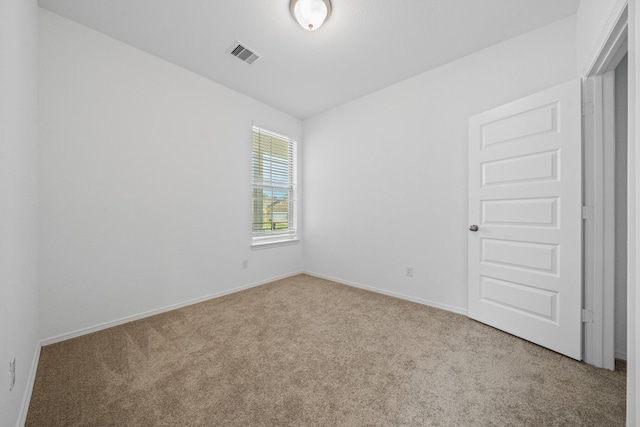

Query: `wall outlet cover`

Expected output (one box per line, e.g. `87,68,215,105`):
405,266,414,277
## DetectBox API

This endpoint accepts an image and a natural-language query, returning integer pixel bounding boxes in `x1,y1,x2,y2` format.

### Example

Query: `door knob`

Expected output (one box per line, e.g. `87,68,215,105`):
469,225,479,232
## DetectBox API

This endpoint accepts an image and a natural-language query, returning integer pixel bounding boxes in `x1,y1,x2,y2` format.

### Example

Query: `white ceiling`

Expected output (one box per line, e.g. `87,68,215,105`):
38,0,581,119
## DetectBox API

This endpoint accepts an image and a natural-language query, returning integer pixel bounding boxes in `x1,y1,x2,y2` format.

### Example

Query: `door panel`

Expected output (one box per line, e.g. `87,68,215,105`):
482,197,558,226
479,276,557,320
468,80,582,360
481,103,557,147
481,239,558,273
482,150,558,186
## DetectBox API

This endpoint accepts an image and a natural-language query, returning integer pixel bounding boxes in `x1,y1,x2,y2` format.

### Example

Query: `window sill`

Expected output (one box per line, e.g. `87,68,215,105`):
251,238,299,250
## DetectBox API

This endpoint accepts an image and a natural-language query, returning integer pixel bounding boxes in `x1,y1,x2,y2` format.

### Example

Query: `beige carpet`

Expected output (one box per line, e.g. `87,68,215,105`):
27,274,625,426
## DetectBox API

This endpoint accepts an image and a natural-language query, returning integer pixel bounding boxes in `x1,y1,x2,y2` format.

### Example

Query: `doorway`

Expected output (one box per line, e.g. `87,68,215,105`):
582,5,628,369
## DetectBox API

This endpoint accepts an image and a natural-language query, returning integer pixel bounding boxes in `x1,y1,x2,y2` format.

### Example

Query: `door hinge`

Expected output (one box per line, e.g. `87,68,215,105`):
582,102,594,116
582,206,594,219
582,309,594,323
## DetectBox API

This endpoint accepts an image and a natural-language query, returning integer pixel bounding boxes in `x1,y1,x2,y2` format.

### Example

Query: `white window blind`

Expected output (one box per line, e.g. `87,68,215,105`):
251,126,297,241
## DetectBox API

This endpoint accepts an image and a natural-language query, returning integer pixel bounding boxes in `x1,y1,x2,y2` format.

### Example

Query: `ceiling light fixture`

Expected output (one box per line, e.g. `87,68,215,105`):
290,0,332,31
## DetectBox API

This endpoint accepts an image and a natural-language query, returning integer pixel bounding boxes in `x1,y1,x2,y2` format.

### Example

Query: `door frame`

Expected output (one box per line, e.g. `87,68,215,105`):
582,2,628,370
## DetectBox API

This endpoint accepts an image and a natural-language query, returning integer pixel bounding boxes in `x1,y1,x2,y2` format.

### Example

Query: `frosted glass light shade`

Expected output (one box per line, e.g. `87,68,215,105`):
290,0,331,31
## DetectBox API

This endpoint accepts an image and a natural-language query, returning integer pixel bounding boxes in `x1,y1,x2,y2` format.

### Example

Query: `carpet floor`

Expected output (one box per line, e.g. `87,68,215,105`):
26,274,626,426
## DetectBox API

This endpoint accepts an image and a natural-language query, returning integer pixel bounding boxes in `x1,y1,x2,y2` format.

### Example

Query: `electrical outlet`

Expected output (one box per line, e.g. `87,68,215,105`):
9,357,15,392
405,266,414,277
241,259,248,269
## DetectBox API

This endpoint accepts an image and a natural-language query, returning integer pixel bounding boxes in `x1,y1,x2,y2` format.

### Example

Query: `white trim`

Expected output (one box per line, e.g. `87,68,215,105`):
251,238,299,250
602,70,618,371
615,350,628,361
630,1,639,423
582,75,600,366
40,271,303,346
583,1,629,77
304,271,468,316
583,73,618,370
16,343,40,427
38,269,467,346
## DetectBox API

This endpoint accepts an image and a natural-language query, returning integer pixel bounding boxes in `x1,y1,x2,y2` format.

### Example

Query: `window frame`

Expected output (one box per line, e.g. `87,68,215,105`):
250,126,298,249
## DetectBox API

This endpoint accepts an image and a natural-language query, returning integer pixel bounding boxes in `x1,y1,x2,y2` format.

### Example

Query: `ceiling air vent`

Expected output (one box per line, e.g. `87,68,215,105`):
227,41,260,65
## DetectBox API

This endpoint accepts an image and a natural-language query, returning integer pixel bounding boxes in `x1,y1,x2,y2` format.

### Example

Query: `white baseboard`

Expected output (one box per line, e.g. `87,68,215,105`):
615,350,627,361
16,342,41,427
304,271,468,316
41,271,303,346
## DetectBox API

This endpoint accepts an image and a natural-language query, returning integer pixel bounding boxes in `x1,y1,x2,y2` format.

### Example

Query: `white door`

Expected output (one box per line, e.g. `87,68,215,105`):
468,80,582,360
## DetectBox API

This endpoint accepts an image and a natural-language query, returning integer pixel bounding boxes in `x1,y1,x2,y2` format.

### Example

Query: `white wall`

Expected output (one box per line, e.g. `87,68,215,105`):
0,0,40,426
302,17,577,313
38,10,303,341
577,0,628,74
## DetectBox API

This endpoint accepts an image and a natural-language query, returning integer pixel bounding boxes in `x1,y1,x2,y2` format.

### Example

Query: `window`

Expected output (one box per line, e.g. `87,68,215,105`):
251,126,297,245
